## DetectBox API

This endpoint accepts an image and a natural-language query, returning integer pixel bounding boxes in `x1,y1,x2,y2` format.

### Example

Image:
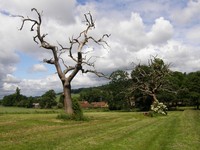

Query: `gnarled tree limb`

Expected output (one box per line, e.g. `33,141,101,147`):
19,8,110,114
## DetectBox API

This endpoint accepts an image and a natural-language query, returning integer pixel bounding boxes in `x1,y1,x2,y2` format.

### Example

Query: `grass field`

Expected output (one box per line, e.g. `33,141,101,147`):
0,107,199,150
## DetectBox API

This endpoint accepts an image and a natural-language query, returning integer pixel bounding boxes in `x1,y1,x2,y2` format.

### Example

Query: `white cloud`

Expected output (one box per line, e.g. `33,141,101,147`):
72,72,108,88
147,17,173,44
0,0,199,98
1,72,108,97
30,64,48,73
3,82,18,92
93,13,174,74
116,12,147,50
135,40,200,73
172,0,200,24
3,74,21,83
186,26,200,43
0,0,76,24
2,74,61,96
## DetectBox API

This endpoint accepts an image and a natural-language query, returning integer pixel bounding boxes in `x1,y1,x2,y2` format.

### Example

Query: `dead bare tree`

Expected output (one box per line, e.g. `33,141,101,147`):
19,8,110,115
131,56,170,115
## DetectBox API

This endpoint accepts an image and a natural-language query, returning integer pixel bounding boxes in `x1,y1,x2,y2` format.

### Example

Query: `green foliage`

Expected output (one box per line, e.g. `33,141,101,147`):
131,57,171,92
135,95,152,111
189,92,200,109
72,97,84,119
57,96,86,121
168,71,186,89
39,90,57,108
185,71,200,109
130,57,172,115
57,102,63,108
110,70,129,83
60,69,200,112
1,87,29,107
131,65,151,82
157,90,176,103
186,71,200,93
107,70,132,110
80,88,110,103
3,67,199,113
2,94,15,106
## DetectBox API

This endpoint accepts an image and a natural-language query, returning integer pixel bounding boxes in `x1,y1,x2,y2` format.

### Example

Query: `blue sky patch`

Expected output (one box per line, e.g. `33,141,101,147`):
14,52,53,79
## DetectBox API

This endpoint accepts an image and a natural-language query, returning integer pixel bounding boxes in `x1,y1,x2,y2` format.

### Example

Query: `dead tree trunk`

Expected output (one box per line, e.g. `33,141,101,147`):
131,57,170,115
152,93,158,103
19,8,110,115
63,81,73,114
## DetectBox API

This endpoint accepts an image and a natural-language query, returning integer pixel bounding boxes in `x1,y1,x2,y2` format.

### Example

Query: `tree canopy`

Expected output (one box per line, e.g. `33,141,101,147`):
39,90,57,108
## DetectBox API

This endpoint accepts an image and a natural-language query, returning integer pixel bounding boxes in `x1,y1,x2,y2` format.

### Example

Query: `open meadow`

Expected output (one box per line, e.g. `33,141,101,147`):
0,106,199,150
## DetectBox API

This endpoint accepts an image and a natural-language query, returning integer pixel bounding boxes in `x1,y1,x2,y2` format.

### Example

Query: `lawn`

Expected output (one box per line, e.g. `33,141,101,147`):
0,107,199,150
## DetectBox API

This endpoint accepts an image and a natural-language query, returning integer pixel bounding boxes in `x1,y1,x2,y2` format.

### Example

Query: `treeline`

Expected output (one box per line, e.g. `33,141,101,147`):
80,70,200,111
0,58,199,111
0,88,57,109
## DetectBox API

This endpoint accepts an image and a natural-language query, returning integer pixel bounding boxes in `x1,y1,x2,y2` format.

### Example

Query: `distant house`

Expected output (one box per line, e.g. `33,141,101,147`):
32,103,40,108
79,101,91,108
91,101,108,108
79,101,108,108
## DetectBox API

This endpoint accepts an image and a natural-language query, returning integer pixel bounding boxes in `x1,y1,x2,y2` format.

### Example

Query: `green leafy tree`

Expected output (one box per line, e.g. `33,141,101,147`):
108,70,131,110
39,90,57,108
189,92,200,109
80,88,110,103
2,87,26,107
158,71,186,108
2,94,15,106
157,90,176,107
185,71,200,109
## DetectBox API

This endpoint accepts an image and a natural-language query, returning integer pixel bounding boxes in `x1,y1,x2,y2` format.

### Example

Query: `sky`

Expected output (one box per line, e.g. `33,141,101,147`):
0,0,200,98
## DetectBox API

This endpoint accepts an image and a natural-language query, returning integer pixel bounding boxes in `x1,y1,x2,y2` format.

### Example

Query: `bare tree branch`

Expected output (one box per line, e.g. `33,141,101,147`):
43,58,55,65
19,8,110,114
82,69,110,79
132,56,171,97
63,66,76,74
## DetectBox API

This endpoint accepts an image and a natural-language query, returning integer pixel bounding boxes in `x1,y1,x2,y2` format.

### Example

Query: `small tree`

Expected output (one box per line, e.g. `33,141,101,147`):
14,87,22,106
108,70,131,110
185,71,200,109
40,90,57,108
2,87,24,106
131,57,170,115
19,8,109,115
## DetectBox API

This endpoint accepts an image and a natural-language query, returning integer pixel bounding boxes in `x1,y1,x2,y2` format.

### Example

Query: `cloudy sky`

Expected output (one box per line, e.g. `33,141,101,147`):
0,0,200,98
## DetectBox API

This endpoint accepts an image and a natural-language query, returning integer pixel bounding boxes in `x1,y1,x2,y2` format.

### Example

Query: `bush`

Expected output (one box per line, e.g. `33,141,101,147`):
151,100,168,115
57,97,88,121
72,97,84,120
57,102,63,108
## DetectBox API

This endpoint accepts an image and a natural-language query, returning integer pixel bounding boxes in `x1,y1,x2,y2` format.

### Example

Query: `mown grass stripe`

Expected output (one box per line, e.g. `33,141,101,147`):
0,109,199,150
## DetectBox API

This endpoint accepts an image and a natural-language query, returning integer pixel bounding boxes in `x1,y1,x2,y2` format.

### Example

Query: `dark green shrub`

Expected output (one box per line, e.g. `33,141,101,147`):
57,97,88,121
57,102,63,108
72,97,84,120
